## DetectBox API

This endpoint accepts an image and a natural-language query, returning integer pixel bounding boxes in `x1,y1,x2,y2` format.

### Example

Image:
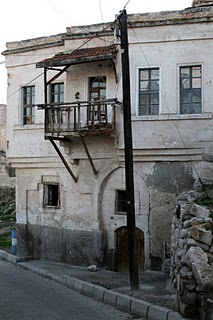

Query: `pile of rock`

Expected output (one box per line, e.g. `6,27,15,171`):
170,191,213,319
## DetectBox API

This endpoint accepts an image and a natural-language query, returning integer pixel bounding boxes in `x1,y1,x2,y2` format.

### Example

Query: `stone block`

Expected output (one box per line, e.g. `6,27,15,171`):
178,298,198,318
82,283,93,297
182,290,197,305
180,266,193,280
179,229,188,239
190,217,212,226
200,221,213,231
185,238,209,252
51,274,67,285
73,279,84,293
179,278,197,297
104,290,118,306
64,276,75,289
183,221,191,229
186,246,208,268
206,299,213,320
192,262,213,292
116,294,131,312
131,298,151,318
167,311,182,320
148,305,170,320
190,226,212,246
92,285,105,301
190,204,209,219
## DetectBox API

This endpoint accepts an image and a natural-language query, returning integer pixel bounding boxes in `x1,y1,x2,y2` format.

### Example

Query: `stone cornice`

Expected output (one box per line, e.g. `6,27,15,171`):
3,6,213,55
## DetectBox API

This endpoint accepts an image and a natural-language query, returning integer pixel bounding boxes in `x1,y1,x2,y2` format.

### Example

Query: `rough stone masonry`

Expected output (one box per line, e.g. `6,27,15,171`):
170,181,213,320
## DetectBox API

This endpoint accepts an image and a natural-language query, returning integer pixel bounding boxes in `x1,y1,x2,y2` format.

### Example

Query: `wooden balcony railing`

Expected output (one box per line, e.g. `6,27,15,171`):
38,98,119,138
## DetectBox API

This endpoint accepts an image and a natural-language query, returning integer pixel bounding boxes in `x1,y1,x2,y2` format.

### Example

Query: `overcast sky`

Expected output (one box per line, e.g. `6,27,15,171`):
0,0,192,104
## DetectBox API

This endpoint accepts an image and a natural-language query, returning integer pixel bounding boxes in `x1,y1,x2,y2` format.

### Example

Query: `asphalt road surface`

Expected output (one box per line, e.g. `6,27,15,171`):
0,260,140,320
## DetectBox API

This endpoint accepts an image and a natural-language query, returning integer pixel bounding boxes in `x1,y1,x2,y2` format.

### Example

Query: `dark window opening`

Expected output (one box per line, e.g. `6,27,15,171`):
44,183,60,207
115,190,127,214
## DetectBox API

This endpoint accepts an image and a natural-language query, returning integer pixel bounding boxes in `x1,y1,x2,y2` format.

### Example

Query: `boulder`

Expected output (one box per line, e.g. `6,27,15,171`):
180,266,193,280
190,226,213,246
185,246,208,268
185,238,209,252
88,265,98,272
192,263,213,292
190,204,209,219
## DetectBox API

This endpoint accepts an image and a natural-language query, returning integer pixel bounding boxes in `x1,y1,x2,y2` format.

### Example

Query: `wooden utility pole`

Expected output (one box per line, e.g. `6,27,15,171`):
118,9,139,290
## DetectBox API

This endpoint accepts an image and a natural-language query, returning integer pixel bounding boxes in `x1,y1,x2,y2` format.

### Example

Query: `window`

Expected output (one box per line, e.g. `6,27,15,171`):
139,68,159,115
50,83,64,124
180,66,202,114
50,83,64,104
115,190,126,214
22,86,35,125
44,183,60,207
88,77,106,120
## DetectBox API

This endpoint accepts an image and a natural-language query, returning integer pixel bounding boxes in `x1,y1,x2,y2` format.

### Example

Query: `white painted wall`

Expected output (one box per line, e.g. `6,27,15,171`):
4,7,213,268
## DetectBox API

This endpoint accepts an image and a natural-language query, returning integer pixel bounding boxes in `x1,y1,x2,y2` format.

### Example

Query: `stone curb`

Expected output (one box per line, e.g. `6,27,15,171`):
0,251,191,320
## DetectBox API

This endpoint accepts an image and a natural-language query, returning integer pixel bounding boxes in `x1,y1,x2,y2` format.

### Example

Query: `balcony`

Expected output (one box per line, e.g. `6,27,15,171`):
38,98,119,140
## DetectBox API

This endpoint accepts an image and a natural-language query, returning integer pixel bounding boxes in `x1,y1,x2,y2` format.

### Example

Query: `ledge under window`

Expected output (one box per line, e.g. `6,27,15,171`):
132,112,212,121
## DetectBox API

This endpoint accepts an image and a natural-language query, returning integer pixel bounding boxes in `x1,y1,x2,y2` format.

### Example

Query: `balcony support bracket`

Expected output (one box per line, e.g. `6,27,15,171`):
80,136,98,176
49,137,77,183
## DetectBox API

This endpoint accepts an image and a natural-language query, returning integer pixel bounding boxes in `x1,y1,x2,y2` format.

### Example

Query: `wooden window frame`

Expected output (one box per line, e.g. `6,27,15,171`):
139,68,160,116
88,76,106,121
180,65,202,114
22,86,35,125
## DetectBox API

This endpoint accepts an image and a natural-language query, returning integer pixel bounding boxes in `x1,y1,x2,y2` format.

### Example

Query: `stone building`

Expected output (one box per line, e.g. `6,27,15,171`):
2,2,213,271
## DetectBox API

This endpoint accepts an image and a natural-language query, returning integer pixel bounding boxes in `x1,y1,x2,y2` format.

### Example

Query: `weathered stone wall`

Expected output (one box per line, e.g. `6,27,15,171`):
17,223,106,266
170,181,213,319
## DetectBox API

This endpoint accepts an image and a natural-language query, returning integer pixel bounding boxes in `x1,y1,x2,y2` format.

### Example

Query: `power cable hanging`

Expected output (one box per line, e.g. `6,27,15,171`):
129,23,212,203
7,72,44,100
6,20,117,100
99,0,104,23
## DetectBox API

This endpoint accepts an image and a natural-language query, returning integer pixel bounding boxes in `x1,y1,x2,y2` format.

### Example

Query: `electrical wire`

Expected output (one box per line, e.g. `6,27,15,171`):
46,0,97,34
7,72,44,99
99,0,104,23
47,0,72,25
6,20,116,100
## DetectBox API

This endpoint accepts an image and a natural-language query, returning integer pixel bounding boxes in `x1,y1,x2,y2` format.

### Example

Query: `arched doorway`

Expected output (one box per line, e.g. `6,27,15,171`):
116,227,144,272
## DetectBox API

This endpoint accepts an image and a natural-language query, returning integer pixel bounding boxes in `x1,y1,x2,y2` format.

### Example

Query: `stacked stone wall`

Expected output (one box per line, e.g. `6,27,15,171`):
170,182,213,319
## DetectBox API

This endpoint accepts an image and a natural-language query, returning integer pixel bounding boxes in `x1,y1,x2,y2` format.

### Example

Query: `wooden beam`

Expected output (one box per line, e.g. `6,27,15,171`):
80,136,98,176
47,65,70,86
49,138,77,183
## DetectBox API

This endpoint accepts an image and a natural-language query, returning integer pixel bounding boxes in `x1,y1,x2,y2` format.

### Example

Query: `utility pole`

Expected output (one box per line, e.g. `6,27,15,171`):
117,9,139,290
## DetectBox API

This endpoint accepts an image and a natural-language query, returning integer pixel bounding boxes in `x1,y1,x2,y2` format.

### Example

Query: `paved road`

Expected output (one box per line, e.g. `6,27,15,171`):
0,260,140,320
